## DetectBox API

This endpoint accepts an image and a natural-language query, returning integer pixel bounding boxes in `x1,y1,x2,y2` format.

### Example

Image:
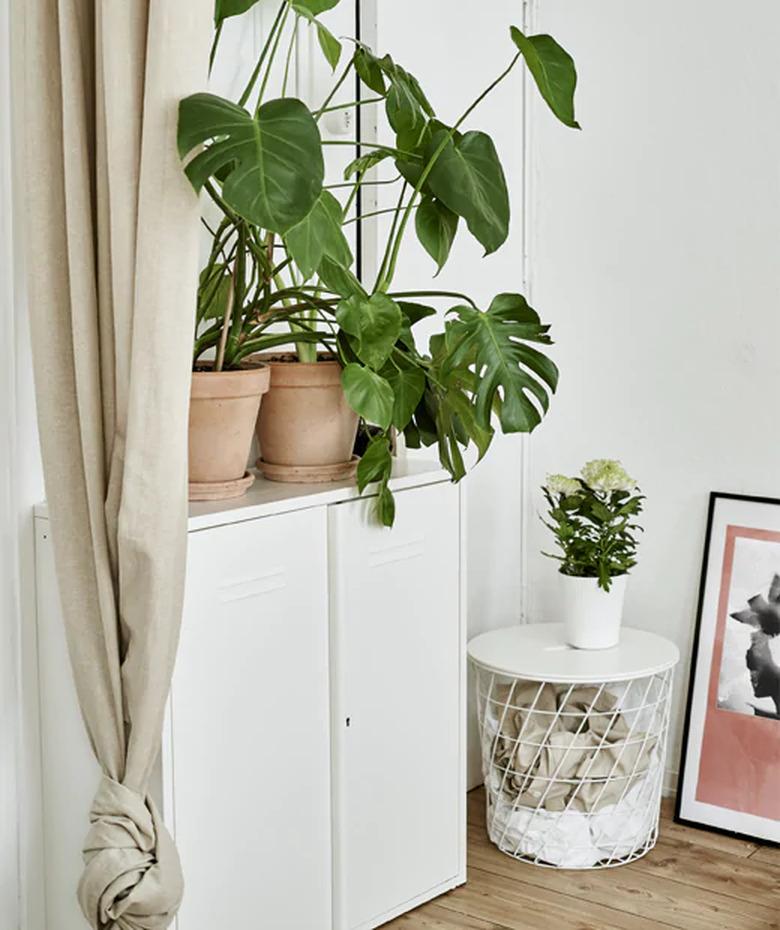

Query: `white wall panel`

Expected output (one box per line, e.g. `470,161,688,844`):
525,0,780,784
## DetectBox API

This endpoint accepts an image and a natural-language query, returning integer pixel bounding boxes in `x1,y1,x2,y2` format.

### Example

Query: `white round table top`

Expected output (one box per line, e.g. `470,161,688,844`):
467,623,680,683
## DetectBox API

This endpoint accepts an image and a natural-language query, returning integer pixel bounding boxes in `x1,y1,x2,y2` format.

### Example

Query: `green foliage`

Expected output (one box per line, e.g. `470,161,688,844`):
178,95,324,233
184,5,582,525
510,28,579,129
542,479,645,592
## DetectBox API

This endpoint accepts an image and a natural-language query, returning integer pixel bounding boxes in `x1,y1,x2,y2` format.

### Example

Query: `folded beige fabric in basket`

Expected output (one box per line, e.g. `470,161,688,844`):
490,682,656,812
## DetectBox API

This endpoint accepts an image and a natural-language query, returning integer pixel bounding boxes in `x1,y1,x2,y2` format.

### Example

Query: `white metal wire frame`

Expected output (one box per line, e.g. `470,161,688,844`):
474,666,674,869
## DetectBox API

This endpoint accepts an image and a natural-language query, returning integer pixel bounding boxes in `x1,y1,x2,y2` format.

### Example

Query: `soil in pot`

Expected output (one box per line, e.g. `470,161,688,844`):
189,361,270,501
252,353,359,484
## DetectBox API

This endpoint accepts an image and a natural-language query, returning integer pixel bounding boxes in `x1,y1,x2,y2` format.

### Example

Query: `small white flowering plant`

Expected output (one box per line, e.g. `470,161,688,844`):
542,460,644,591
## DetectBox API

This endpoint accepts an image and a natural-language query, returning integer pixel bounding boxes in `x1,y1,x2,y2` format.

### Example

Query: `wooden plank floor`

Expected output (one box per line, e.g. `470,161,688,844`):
385,789,780,930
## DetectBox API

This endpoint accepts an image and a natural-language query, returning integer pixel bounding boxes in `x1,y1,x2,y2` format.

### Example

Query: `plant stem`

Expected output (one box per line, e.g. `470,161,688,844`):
238,0,287,109
343,205,418,225
314,52,357,121
318,96,384,114
281,17,299,97
257,3,292,110
388,289,479,308
215,263,238,372
378,52,521,291
374,182,408,289
209,22,223,75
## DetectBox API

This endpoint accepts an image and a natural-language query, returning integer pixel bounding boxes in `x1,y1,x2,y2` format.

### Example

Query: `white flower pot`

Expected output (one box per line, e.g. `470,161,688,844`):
560,574,628,650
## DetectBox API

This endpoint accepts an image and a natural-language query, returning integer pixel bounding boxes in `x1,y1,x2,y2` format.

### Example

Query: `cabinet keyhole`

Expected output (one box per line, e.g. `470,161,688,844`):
345,717,351,728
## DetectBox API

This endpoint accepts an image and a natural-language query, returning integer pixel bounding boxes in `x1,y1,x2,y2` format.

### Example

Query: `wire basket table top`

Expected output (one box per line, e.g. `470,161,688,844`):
468,623,680,683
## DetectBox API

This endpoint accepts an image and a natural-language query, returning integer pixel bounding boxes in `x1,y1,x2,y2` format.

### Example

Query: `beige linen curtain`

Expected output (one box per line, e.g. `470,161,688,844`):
19,1,211,927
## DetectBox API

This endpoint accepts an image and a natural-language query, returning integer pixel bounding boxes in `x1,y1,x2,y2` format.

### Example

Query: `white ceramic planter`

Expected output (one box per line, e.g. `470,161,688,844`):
560,574,628,650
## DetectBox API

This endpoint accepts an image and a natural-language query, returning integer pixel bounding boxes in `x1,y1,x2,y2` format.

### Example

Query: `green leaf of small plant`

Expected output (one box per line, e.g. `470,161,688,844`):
510,27,580,129
415,196,459,274
341,364,394,428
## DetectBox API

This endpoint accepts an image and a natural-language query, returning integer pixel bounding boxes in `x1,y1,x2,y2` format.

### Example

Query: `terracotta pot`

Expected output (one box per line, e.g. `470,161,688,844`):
189,363,270,500
252,354,359,483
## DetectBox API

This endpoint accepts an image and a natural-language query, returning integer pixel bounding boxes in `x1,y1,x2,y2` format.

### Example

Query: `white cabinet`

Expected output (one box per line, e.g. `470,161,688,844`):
172,508,331,929
330,483,465,929
34,462,466,930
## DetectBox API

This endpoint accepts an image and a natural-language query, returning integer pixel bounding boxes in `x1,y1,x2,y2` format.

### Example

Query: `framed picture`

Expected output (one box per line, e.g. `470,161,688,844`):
676,492,780,844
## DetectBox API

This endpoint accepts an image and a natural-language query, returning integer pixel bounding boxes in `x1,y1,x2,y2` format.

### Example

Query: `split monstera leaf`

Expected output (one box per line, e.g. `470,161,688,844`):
179,0,580,525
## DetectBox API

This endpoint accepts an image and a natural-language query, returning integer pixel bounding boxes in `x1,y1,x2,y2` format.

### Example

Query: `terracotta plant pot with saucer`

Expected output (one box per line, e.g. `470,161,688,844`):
189,361,270,501
252,353,359,483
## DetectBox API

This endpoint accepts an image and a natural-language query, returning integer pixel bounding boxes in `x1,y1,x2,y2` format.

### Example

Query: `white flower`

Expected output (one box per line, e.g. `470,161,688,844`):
545,474,582,497
581,459,636,492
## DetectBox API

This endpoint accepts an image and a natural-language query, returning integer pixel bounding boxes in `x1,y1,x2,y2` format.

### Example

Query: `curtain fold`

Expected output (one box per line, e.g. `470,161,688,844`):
20,1,211,927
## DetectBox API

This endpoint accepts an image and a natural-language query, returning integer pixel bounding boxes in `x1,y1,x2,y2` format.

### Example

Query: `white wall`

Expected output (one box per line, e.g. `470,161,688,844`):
372,0,532,784
4,3,47,927
525,0,780,784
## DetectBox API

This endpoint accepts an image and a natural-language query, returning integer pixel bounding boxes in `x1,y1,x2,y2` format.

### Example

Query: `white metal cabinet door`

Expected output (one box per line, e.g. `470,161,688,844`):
330,482,464,930
172,507,331,930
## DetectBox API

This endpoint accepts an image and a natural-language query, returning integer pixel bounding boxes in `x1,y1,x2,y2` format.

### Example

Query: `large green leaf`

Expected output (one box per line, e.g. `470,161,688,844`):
427,126,509,255
446,293,558,433
178,94,323,233
336,293,403,369
510,27,580,129
386,365,426,430
215,0,259,26
415,196,458,274
341,364,394,428
285,191,352,279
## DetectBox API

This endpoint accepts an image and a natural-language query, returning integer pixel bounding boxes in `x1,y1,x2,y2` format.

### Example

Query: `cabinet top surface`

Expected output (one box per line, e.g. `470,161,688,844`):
467,623,680,683
34,458,450,532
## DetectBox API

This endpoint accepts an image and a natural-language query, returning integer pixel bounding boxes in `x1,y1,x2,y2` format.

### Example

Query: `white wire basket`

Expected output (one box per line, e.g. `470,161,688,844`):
473,665,674,869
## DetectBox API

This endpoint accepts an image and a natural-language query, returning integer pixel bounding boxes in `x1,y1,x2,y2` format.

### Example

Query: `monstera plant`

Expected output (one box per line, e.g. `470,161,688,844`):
179,0,579,520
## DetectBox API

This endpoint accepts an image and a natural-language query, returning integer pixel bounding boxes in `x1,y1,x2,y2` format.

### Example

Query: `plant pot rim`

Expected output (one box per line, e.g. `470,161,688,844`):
191,362,270,400
249,351,340,368
247,352,344,388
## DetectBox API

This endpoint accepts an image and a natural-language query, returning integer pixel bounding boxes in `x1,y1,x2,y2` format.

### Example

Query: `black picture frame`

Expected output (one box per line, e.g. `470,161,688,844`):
674,491,780,846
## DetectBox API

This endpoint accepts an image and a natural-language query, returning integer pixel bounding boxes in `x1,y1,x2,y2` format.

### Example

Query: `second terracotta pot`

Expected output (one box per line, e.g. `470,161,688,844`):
253,354,359,483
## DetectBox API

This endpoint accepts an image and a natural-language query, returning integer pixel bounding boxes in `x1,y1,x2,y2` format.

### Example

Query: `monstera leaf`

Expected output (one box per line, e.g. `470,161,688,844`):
426,124,509,255
445,293,558,433
510,27,579,129
178,94,323,233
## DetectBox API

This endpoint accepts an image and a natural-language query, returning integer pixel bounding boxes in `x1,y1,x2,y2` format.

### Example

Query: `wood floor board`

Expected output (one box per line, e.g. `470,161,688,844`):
384,789,778,930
